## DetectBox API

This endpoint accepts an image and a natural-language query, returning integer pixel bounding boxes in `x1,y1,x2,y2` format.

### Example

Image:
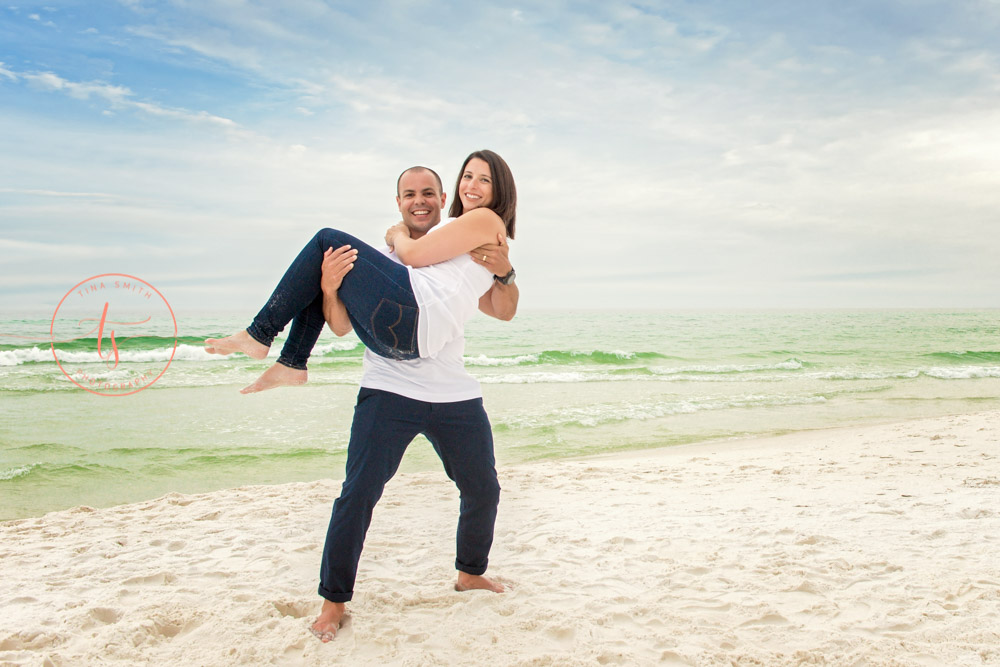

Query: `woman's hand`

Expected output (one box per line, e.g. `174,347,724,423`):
469,232,511,277
321,246,358,295
385,222,410,249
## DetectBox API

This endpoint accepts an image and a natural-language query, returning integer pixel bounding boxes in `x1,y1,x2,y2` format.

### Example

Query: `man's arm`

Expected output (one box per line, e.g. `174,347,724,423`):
470,232,518,321
478,281,519,321
321,246,357,336
323,288,353,336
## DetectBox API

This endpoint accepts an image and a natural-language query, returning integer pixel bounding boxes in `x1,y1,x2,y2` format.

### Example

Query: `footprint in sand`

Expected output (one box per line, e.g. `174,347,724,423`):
122,572,177,586
658,650,696,666
0,630,62,651
89,607,122,625
740,612,789,627
272,600,314,619
151,619,185,638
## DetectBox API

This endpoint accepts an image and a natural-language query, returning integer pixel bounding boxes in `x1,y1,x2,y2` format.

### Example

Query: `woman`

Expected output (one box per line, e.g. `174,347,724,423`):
205,150,517,393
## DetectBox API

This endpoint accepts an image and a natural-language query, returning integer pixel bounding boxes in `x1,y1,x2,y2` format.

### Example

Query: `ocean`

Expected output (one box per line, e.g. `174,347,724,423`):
2,309,999,521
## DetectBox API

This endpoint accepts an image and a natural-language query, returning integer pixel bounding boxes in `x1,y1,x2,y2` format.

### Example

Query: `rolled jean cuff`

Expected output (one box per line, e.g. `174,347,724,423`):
245,324,272,347
455,560,488,576
317,584,353,603
276,357,307,371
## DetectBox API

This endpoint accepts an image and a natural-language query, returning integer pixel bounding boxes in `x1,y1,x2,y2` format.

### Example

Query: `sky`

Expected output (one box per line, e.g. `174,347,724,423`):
1,0,999,313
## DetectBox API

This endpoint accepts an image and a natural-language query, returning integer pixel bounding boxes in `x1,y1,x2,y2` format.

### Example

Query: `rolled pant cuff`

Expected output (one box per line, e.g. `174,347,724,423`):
317,584,353,603
245,324,272,347
456,561,488,576
276,357,307,371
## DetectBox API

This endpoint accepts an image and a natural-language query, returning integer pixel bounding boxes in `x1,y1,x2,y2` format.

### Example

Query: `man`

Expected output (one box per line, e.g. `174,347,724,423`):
310,166,518,641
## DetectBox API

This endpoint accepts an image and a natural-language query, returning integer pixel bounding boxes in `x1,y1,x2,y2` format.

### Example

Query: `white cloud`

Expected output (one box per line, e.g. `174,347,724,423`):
24,71,131,103
15,68,244,133
0,62,20,81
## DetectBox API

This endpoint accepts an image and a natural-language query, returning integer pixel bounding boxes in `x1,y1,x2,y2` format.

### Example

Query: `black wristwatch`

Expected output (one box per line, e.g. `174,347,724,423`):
494,268,516,286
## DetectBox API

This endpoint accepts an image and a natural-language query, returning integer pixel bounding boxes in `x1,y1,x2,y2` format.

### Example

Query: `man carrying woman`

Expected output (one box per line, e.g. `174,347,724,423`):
205,151,520,641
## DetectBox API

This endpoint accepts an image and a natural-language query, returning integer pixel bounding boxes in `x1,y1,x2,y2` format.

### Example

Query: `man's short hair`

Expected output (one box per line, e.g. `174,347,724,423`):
396,166,443,196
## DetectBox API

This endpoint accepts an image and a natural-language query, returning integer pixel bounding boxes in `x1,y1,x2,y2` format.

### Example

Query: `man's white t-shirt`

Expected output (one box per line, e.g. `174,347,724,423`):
359,244,483,403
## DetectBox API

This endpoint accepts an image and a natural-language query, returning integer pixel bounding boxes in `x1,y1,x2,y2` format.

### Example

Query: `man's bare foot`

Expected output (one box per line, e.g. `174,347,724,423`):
240,363,307,394
455,572,505,593
204,330,269,359
310,600,345,643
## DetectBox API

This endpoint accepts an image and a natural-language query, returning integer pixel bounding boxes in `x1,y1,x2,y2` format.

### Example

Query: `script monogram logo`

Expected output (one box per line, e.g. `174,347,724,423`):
51,274,178,396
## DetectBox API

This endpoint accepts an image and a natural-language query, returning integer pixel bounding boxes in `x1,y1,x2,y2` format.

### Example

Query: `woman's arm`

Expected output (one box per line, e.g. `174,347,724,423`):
388,208,505,268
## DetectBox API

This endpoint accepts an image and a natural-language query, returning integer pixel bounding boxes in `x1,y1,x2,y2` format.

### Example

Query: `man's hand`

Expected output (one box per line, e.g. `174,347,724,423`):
321,246,358,295
469,232,511,277
385,222,410,249
475,231,518,321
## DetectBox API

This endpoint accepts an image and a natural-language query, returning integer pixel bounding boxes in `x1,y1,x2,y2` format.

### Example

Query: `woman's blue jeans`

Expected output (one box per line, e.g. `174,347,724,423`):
246,228,420,368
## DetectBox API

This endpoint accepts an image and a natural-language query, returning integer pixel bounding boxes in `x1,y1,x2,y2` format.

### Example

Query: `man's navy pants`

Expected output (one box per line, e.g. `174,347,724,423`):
318,387,501,603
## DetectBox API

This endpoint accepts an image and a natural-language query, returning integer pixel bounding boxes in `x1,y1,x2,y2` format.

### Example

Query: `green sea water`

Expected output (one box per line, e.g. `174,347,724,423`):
2,310,999,521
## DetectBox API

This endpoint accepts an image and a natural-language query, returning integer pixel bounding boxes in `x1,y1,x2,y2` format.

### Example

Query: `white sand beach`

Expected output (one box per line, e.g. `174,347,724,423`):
2,411,999,666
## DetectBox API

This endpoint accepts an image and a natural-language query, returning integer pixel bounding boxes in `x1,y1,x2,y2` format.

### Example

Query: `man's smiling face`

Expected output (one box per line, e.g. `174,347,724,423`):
396,168,446,239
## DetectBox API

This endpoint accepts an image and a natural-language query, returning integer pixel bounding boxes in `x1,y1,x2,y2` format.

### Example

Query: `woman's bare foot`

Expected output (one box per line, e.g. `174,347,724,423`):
204,330,269,359
240,363,307,394
455,572,505,593
310,600,345,643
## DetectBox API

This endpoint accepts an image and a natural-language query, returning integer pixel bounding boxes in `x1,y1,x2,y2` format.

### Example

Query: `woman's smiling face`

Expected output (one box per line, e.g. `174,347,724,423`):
458,158,494,212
